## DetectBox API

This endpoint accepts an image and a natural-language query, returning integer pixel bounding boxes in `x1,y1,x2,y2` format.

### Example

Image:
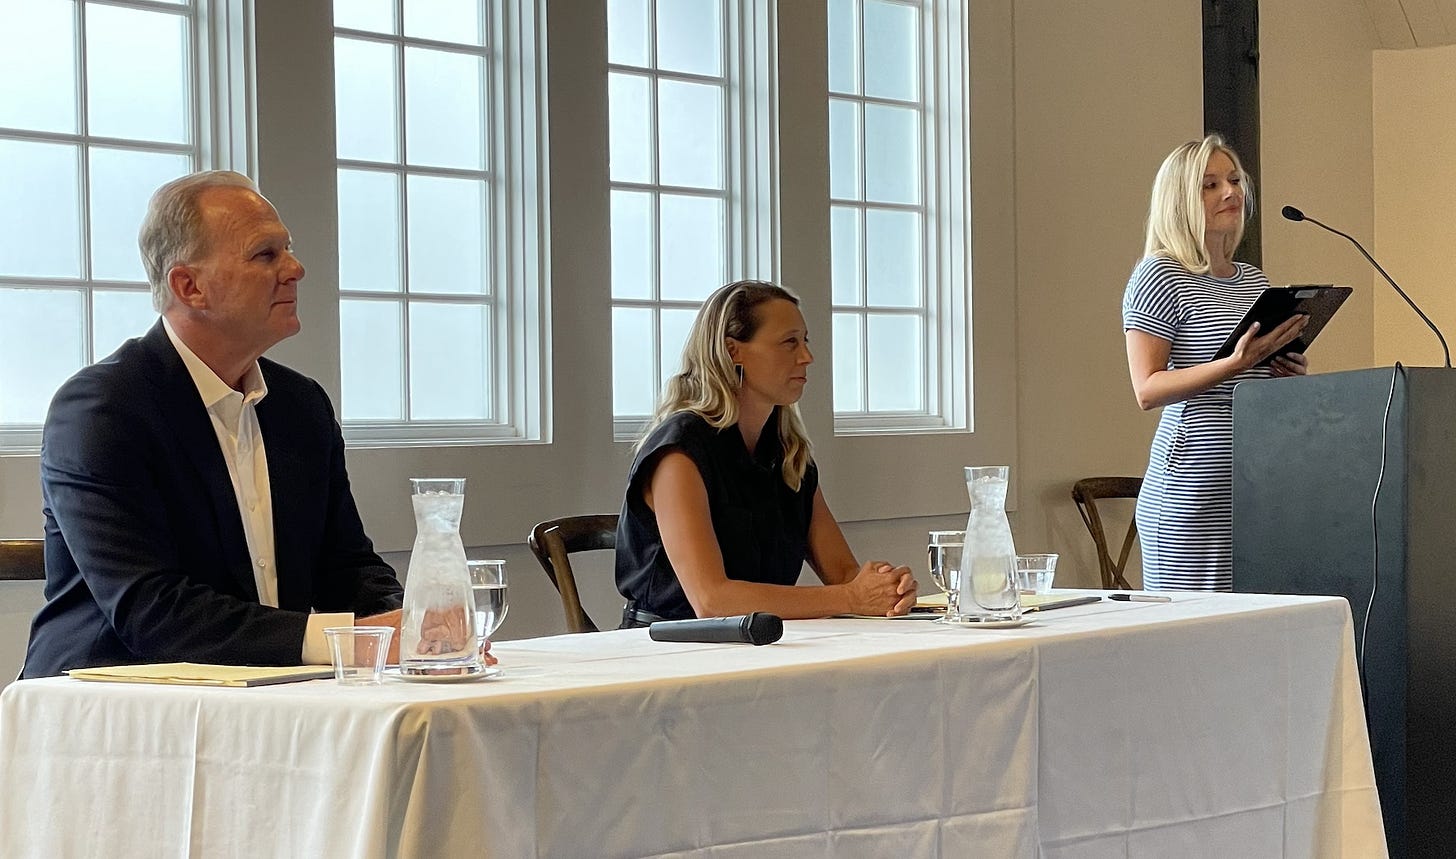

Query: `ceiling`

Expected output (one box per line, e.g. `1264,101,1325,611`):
1362,0,1456,47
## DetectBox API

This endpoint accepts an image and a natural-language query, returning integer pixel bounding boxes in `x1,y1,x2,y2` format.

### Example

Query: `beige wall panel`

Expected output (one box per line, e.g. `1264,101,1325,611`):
1373,45,1456,367
1010,0,1201,586
1260,0,1378,372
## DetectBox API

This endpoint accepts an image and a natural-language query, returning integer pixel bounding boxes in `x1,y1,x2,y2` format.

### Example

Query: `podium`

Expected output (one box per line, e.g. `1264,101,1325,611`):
1232,367,1456,858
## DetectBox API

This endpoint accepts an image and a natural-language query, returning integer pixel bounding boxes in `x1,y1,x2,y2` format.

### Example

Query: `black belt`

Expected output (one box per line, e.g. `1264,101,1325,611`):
620,603,669,629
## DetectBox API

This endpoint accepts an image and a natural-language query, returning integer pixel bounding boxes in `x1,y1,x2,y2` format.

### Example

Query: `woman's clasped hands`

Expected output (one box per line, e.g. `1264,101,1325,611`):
845,561,918,617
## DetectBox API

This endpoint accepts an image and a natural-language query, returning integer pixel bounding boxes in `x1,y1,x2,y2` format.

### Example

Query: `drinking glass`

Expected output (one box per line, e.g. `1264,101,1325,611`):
927,530,964,623
467,559,509,642
1015,553,1059,595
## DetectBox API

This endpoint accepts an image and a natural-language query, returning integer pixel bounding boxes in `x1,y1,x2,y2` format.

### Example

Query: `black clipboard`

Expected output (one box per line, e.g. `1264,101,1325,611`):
1211,284,1352,365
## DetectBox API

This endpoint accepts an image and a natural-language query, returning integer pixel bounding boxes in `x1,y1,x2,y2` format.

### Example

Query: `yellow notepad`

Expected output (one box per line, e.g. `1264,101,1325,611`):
68,663,333,687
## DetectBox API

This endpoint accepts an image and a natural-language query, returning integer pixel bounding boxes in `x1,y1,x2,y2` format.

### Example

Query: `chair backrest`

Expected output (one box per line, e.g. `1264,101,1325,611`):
1070,477,1142,590
527,515,618,633
0,539,45,582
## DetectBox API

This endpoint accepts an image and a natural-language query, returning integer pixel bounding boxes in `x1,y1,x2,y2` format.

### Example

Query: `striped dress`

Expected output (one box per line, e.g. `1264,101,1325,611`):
1122,256,1275,591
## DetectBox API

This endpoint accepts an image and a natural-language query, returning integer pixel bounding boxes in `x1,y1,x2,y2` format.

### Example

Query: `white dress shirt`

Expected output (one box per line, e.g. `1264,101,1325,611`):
163,318,347,663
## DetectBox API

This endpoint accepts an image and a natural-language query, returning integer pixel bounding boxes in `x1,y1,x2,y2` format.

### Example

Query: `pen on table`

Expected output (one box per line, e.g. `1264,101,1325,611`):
1109,593,1172,603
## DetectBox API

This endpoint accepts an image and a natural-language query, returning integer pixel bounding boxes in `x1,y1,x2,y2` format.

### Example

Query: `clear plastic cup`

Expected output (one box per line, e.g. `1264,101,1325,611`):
324,626,394,686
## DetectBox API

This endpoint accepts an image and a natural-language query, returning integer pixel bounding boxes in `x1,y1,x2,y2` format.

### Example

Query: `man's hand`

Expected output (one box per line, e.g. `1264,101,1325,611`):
358,608,402,664
415,605,471,655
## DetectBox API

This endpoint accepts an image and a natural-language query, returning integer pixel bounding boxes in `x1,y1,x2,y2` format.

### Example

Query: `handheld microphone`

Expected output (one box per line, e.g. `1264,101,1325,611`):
1282,205,1451,367
648,612,784,645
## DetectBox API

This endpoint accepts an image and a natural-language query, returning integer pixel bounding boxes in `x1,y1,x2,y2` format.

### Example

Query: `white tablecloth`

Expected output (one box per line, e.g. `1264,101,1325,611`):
0,592,1384,858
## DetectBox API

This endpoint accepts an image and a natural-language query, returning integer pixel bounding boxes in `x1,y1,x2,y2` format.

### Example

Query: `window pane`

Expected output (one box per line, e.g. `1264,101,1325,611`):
607,0,650,67
863,0,918,102
0,139,82,278
334,37,400,162
826,0,858,95
85,4,190,144
611,190,654,300
338,169,402,292
828,99,860,201
609,72,653,184
406,175,487,295
92,290,157,359
612,307,655,416
0,0,77,133
335,0,397,34
657,80,723,190
656,0,721,77
866,313,923,411
659,307,697,385
405,47,485,170
830,206,862,306
832,312,863,413
658,194,723,301
340,300,404,420
403,0,483,46
89,147,192,282
0,288,84,424
864,103,919,204
865,208,921,307
409,302,490,420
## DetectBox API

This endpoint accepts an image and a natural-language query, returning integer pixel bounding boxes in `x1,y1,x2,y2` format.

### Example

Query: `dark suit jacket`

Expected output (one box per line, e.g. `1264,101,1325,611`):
22,321,403,677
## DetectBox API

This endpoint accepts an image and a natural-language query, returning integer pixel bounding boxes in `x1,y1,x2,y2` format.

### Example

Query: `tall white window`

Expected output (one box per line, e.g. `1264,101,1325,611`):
607,0,775,437
828,0,969,433
0,0,237,451
333,0,546,445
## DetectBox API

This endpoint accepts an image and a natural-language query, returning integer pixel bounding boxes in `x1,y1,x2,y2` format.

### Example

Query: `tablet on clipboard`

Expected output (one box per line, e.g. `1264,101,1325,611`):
1212,284,1352,365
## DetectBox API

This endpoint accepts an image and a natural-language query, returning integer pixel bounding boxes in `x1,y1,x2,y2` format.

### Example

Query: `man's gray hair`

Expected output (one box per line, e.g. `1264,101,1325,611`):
138,170,259,312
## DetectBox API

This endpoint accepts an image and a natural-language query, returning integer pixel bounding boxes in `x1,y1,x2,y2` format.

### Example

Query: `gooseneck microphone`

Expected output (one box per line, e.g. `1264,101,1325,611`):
648,612,784,645
1282,205,1451,367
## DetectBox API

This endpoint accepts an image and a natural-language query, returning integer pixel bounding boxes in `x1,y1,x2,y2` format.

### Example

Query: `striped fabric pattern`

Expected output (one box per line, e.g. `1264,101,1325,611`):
1122,256,1274,591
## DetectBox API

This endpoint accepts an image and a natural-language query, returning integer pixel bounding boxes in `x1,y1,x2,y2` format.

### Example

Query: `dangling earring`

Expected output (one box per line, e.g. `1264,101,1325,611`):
734,363,745,386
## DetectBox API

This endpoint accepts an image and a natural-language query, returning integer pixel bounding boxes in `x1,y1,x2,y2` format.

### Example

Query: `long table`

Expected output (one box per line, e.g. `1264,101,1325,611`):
0,592,1384,857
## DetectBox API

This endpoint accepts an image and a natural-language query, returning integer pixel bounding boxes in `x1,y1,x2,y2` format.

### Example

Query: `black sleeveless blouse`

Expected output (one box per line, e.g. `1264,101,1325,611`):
615,408,819,620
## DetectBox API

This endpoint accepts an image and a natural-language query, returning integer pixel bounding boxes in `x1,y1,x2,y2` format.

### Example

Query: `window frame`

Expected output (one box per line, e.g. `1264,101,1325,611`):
607,0,778,442
334,0,548,448
0,0,250,453
828,0,969,436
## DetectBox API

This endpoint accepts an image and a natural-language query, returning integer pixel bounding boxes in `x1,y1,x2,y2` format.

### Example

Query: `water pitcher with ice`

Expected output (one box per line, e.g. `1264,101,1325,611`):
400,478,479,675
958,466,1022,622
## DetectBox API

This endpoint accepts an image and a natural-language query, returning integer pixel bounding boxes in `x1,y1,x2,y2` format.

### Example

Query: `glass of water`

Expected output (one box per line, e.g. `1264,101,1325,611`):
466,560,509,643
927,531,964,622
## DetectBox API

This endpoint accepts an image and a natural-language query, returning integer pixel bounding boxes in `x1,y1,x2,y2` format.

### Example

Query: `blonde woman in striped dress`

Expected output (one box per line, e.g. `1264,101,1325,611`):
1122,135,1309,591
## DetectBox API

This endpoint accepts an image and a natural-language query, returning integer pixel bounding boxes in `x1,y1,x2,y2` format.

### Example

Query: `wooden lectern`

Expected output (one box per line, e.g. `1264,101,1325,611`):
1232,367,1456,859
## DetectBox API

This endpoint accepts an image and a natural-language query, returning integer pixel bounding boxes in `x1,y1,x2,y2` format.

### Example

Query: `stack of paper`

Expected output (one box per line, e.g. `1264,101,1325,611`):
68,663,333,687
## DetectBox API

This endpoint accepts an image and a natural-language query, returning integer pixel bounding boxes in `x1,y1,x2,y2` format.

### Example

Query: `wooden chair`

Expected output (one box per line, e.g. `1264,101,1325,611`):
527,515,618,633
1071,477,1142,590
0,539,45,582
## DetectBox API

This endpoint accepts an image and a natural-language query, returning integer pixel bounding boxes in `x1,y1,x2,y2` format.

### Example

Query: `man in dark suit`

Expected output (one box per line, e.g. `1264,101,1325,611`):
22,171,404,677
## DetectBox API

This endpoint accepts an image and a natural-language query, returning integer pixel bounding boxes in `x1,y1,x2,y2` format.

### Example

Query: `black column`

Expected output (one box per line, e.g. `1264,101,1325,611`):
1203,0,1262,268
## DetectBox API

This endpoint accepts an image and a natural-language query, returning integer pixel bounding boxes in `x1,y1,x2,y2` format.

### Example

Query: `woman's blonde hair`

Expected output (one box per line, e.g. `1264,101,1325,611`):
639,280,814,490
1143,134,1255,273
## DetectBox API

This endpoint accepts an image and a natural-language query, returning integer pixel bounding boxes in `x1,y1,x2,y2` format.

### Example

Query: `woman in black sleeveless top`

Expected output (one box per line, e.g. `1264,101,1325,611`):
615,281,917,626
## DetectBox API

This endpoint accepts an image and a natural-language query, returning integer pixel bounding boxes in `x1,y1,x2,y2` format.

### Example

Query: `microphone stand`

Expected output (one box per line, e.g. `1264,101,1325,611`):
1284,206,1452,368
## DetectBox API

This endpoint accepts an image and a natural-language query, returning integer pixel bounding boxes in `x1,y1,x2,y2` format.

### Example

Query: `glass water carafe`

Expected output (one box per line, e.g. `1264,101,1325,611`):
958,466,1022,622
400,478,479,674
